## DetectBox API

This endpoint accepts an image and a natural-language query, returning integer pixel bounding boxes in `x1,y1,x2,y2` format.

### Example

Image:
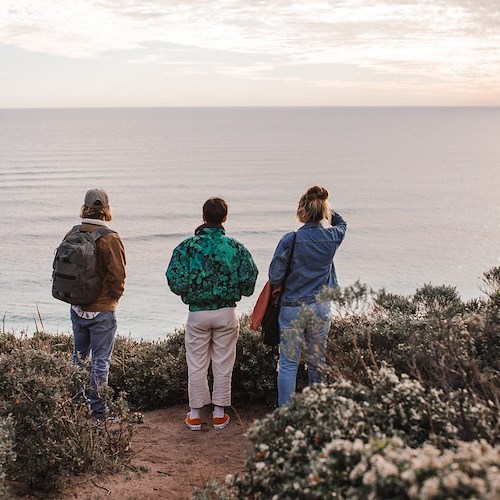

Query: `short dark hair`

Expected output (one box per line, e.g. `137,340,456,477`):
203,197,228,224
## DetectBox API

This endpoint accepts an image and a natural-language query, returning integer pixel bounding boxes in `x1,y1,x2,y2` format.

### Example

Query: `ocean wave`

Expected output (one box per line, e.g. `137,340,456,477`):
125,228,289,242
126,232,190,241
0,168,113,178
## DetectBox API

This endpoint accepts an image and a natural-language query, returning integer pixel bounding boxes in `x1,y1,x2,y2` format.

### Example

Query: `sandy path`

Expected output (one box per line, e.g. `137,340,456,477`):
59,404,269,499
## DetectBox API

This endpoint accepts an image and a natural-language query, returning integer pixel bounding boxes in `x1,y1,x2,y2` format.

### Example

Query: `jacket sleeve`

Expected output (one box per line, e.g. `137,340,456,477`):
330,211,347,243
268,232,294,287
238,245,258,297
101,233,126,300
166,244,190,297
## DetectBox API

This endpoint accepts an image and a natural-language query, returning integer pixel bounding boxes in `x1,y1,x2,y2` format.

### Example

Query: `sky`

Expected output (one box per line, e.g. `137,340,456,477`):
1,0,500,108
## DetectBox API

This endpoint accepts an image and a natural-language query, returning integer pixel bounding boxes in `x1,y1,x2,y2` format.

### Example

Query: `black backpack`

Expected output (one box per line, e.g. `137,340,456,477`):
52,225,114,305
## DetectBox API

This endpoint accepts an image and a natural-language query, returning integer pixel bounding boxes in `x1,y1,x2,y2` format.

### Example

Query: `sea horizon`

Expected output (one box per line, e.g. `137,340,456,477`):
1,106,499,339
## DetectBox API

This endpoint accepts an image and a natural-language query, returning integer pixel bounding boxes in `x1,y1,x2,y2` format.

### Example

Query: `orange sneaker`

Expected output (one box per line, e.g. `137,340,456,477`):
213,413,230,429
185,412,202,431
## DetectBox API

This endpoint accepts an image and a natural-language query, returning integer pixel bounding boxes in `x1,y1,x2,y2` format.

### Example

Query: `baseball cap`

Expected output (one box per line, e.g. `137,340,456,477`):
84,188,109,208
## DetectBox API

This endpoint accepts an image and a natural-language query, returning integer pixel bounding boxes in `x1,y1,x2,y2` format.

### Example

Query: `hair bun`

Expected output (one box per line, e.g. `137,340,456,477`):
307,185,329,201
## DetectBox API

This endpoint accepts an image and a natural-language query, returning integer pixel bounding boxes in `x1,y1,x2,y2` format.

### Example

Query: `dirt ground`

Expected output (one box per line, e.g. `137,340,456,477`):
53,404,269,500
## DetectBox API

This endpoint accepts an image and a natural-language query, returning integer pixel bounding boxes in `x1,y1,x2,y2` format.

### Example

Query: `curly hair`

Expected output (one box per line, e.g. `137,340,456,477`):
79,205,113,221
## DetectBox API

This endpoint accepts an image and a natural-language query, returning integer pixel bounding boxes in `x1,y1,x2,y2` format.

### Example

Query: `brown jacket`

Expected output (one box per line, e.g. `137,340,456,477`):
67,222,126,312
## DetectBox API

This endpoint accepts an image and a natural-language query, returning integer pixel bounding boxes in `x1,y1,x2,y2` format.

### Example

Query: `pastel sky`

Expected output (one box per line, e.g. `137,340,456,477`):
1,0,499,107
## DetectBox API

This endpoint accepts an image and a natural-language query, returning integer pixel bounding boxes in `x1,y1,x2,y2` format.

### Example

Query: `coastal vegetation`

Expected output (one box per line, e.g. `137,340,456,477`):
1,267,499,497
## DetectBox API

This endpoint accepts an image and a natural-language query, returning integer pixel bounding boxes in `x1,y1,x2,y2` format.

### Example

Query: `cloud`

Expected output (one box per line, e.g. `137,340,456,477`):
1,0,499,93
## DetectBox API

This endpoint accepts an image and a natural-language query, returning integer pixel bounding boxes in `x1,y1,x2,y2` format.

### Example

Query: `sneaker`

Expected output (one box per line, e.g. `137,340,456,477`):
213,413,230,429
185,412,202,431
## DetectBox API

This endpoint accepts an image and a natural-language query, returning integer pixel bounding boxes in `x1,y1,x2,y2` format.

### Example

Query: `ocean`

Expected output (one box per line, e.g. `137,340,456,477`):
1,107,499,340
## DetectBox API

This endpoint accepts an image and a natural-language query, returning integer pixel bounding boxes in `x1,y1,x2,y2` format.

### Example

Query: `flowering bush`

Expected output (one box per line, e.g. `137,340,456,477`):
227,366,497,497
309,437,500,499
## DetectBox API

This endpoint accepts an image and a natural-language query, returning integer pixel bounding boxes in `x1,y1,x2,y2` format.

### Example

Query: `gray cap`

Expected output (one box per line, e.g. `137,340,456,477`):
84,188,109,208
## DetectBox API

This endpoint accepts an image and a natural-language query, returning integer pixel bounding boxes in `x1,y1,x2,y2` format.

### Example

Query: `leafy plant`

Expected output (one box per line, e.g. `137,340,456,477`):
0,416,14,499
0,338,136,491
228,365,497,497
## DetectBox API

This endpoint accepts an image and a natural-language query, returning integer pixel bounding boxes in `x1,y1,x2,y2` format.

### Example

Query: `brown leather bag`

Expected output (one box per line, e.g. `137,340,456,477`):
250,282,282,331
250,232,296,345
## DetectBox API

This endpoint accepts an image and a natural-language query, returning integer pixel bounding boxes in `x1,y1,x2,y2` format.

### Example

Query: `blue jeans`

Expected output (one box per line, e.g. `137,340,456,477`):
277,301,332,407
71,309,117,417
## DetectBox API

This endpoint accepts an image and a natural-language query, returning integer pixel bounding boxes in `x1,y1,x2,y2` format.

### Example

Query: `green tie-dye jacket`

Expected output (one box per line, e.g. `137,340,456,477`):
166,226,258,311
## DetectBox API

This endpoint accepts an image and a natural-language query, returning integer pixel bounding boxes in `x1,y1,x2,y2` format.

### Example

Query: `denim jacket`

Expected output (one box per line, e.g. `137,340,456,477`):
268,212,347,306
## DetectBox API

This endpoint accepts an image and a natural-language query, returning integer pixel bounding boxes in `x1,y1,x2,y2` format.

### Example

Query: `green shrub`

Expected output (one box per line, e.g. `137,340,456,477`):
0,339,136,491
0,331,73,356
2,267,499,496
0,331,21,355
110,330,188,409
232,316,280,407
227,366,497,498
324,275,500,404
0,416,14,499
110,321,285,410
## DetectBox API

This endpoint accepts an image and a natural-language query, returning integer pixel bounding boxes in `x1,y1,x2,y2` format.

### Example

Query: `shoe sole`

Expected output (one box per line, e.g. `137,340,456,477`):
185,417,201,431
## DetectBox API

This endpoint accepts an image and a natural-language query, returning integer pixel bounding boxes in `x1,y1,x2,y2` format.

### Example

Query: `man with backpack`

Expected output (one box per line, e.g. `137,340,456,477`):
53,189,126,422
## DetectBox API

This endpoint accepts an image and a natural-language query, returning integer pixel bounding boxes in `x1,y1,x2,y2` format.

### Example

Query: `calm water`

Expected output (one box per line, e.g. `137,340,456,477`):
1,107,499,339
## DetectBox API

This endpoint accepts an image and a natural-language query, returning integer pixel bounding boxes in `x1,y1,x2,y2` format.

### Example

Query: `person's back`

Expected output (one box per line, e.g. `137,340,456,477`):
268,185,347,407
166,197,258,431
57,189,126,422
270,212,346,306
168,225,256,311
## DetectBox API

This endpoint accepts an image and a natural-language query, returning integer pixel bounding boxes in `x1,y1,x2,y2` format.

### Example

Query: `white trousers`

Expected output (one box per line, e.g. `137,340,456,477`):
185,307,239,408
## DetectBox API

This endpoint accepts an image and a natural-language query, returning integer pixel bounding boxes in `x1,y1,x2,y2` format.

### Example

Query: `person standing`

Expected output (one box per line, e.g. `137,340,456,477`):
64,189,126,422
269,186,347,407
166,197,258,430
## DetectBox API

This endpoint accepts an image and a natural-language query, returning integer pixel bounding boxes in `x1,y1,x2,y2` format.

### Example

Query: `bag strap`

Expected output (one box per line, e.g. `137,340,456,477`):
276,231,297,306
72,225,115,242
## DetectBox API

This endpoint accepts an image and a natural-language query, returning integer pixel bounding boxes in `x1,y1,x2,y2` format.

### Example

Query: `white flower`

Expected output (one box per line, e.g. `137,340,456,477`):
408,485,419,499
401,468,416,483
362,469,377,486
370,455,399,478
420,477,440,499
294,430,305,439
441,472,459,492
349,461,368,481
412,454,431,472
255,461,266,471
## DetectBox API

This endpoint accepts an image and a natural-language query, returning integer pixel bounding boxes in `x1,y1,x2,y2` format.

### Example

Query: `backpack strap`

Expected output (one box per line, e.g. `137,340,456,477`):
72,225,115,242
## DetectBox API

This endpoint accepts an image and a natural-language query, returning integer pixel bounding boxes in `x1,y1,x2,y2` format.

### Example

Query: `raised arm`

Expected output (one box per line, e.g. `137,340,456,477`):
330,211,347,243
